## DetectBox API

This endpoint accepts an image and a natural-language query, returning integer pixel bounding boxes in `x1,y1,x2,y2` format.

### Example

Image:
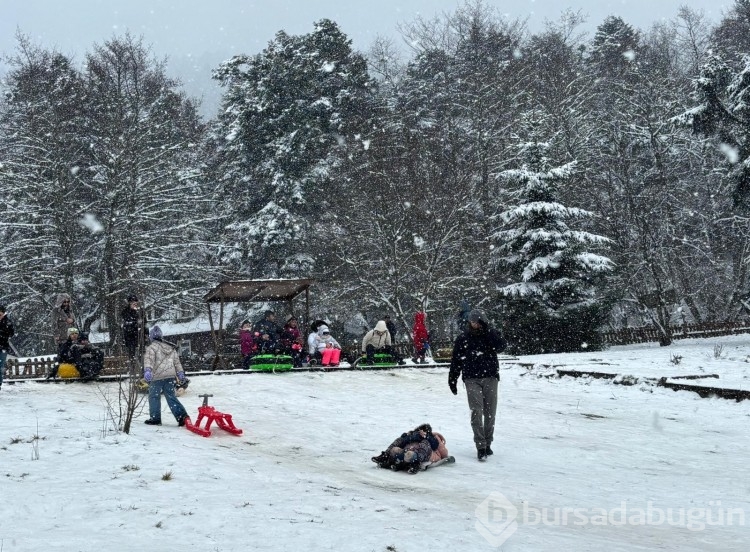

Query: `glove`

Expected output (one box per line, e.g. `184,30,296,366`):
143,368,153,382
449,381,458,395
177,371,186,383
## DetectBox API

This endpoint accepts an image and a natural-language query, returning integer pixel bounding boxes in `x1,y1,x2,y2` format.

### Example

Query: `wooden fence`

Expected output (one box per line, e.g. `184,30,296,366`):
4,356,131,380
5,323,747,381
601,321,750,346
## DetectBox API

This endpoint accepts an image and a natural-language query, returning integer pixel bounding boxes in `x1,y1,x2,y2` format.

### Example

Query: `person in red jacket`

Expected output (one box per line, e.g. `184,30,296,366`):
239,320,257,369
412,311,429,364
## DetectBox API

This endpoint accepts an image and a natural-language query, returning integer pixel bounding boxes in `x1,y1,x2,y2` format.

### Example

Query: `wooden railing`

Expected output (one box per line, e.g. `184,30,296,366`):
3,340,458,381
601,321,750,346
4,356,131,380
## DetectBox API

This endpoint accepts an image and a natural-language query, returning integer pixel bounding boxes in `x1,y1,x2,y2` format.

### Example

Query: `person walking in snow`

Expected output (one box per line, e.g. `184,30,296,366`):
0,304,16,390
371,423,449,473
142,325,189,426
448,309,506,461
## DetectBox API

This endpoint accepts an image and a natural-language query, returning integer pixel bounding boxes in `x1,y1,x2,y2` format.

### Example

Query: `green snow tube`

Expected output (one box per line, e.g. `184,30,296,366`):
373,353,394,365
249,354,293,372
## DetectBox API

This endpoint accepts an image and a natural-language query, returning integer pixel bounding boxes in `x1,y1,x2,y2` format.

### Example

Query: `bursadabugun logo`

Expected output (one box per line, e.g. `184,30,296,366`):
475,492,519,547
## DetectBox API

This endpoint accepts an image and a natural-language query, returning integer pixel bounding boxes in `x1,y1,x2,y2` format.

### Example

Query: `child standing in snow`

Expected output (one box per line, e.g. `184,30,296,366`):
239,320,256,370
412,311,429,364
143,325,189,426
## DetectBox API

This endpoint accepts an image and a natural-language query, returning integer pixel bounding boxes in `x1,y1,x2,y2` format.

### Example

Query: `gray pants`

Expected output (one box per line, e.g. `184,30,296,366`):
464,377,498,450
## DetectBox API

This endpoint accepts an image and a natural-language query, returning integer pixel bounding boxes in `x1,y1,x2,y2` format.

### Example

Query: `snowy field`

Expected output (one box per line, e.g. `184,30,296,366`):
513,333,750,390
2,336,749,552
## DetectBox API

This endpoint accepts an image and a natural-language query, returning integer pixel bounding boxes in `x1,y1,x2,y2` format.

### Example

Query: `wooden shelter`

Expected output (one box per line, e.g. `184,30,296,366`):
203,278,314,369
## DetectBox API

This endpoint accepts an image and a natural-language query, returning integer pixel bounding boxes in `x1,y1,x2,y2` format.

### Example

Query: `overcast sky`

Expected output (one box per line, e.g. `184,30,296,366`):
1,0,731,117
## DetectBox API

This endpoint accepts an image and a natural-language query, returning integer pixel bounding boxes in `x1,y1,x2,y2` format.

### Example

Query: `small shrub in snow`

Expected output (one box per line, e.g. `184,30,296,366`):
713,344,724,359
670,353,683,365
161,470,173,481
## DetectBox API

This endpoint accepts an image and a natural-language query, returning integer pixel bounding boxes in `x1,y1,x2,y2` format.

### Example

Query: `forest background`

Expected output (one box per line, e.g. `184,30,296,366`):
2,0,750,355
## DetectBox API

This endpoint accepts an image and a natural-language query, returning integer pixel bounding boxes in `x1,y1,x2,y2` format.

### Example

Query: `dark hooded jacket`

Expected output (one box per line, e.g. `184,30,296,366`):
0,312,15,352
448,313,506,384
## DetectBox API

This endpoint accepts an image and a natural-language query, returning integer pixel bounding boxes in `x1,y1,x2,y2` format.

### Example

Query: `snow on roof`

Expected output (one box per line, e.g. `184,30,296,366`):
88,303,247,344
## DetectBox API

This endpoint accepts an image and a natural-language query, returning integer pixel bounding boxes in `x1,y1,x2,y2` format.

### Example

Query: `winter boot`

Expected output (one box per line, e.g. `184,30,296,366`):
407,461,422,474
477,448,488,461
486,445,494,456
144,418,162,425
371,451,390,467
390,458,408,471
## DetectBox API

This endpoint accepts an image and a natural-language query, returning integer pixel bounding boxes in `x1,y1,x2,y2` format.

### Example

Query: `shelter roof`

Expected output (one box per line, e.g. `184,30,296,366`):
203,279,314,304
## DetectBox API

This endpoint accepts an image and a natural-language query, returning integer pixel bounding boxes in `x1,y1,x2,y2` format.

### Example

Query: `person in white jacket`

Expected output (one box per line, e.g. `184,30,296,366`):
143,325,189,426
361,320,405,365
312,324,342,367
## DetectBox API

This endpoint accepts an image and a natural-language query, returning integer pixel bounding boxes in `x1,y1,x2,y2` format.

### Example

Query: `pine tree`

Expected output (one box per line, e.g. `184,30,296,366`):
493,143,613,353
711,0,750,68
209,19,373,278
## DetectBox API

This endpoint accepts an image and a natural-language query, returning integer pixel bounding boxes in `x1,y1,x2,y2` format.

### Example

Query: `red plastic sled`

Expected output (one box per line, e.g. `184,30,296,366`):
185,394,243,437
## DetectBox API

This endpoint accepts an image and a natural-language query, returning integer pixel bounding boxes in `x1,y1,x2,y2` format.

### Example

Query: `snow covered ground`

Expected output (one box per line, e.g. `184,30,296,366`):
513,333,750,390
2,336,749,551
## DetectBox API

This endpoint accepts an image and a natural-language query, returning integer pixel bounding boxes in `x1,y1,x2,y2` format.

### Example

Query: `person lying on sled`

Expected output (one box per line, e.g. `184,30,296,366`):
371,423,449,473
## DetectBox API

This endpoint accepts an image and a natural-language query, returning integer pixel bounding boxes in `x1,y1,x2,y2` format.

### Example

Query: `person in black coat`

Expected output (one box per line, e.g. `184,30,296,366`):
0,305,16,390
121,295,147,361
448,309,506,461
384,315,398,344
48,327,79,379
253,310,281,340
72,332,104,380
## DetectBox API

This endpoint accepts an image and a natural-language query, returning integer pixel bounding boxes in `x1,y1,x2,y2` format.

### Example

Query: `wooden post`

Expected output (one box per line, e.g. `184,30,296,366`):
207,302,217,360
305,286,310,333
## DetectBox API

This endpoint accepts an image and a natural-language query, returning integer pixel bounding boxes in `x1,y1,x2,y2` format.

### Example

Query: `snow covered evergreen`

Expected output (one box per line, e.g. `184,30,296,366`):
493,142,614,353
4,3,750,354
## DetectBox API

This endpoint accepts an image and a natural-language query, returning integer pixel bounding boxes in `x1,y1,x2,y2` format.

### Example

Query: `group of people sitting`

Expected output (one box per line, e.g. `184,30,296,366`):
239,311,343,368
48,327,105,380
239,310,433,369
